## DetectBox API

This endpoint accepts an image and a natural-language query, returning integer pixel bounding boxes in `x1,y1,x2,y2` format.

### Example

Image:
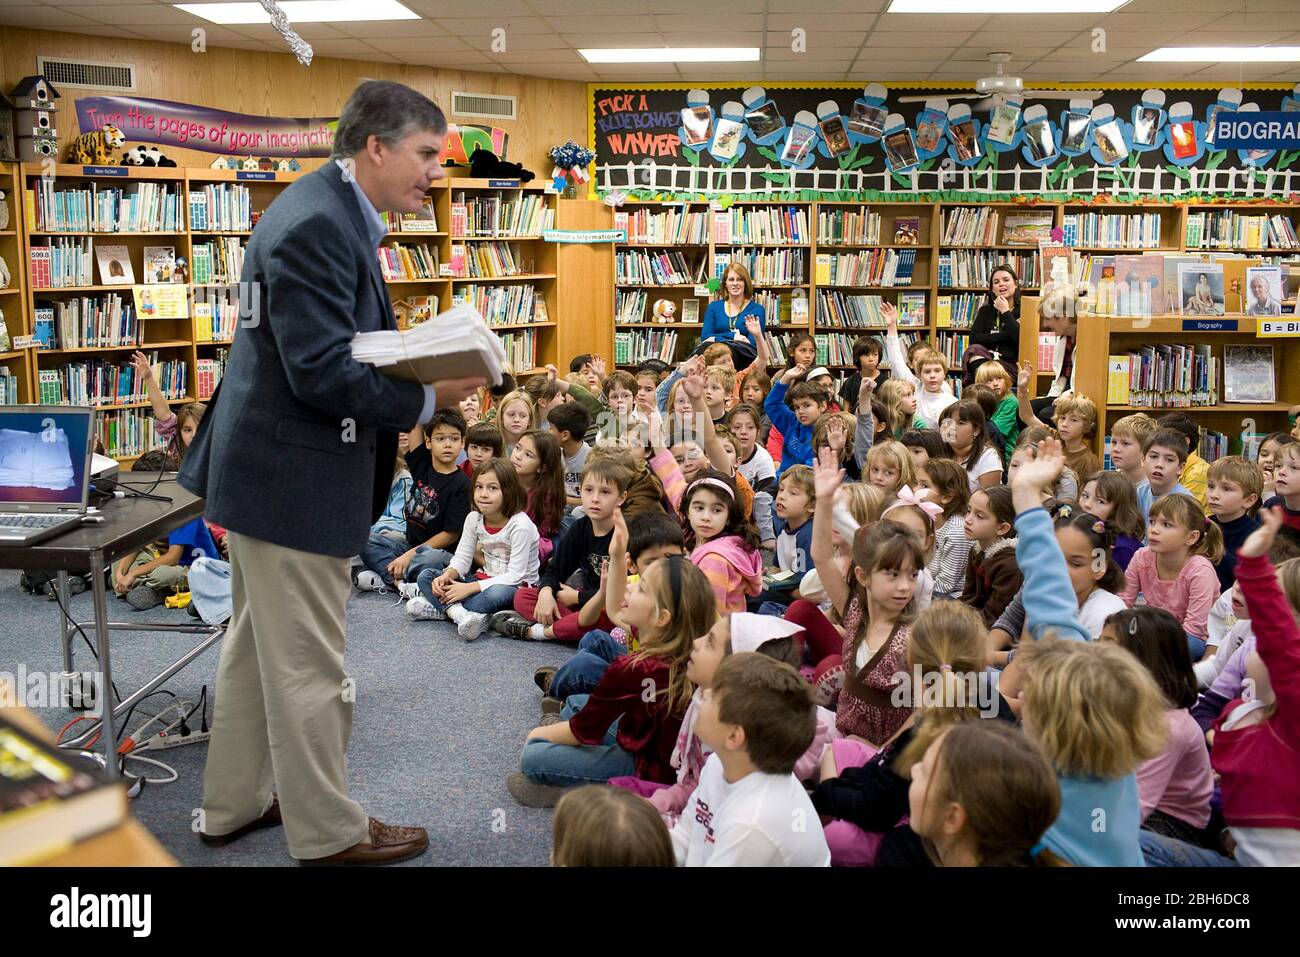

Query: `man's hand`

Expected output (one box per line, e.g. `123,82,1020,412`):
387,549,415,582
433,377,487,409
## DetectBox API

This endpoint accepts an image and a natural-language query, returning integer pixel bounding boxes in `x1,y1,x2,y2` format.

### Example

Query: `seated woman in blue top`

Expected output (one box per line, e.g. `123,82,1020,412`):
701,261,767,350
1001,437,1168,867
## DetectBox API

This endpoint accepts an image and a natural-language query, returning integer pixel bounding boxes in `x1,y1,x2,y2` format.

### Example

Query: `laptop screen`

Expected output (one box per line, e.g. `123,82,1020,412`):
0,407,95,509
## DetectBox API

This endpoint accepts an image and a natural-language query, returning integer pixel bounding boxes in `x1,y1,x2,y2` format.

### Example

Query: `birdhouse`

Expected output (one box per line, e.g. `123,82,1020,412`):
15,108,55,138
10,75,60,110
210,155,231,170
257,157,274,171
18,133,59,162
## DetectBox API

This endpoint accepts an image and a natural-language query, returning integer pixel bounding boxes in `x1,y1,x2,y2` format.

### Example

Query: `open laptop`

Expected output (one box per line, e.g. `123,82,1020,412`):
0,406,97,547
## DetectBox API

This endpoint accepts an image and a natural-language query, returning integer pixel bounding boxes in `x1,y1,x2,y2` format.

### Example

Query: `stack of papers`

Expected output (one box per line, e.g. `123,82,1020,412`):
0,428,76,490
351,304,510,387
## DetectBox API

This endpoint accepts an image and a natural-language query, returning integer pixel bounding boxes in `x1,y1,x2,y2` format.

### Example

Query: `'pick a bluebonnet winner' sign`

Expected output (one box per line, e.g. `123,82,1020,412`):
1213,112,1300,150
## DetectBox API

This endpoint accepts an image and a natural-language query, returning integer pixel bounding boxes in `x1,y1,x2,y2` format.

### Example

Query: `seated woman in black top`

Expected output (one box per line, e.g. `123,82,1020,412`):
965,264,1021,380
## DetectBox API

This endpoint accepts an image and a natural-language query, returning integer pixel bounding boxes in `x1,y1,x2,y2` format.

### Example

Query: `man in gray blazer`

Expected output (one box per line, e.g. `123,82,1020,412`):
180,81,483,865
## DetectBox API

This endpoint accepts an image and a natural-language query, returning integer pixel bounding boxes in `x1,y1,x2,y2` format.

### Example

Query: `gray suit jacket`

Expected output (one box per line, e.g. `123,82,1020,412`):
180,162,426,557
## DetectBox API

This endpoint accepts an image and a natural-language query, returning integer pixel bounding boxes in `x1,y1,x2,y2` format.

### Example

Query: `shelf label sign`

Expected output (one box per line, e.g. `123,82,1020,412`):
1213,112,1300,150
541,229,626,243
1257,317,1300,337
83,165,128,176
236,171,275,181
12,335,37,350
1182,319,1238,332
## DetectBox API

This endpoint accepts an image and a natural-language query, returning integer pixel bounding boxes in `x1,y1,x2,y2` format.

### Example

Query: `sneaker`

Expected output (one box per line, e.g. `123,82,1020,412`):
540,695,564,715
491,610,536,640
533,666,557,693
406,596,447,621
506,772,566,809
539,712,565,726
457,611,490,642
354,570,388,593
395,581,421,601
126,585,163,611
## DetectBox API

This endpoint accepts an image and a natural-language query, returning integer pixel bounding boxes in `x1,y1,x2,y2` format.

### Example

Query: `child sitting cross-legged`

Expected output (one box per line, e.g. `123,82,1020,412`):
507,553,716,808
403,458,540,642
764,362,828,476
668,652,831,866
509,429,566,568
114,516,222,610
491,457,630,642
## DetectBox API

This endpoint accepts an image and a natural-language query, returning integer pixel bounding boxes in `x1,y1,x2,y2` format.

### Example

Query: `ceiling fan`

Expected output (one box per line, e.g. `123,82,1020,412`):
897,53,1102,110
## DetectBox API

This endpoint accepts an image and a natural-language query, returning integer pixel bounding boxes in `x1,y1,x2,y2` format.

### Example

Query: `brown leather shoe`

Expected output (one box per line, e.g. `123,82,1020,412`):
199,798,282,848
299,817,429,866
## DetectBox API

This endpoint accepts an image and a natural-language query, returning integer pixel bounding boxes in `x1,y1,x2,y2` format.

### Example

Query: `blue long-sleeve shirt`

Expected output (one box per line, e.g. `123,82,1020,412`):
701,299,766,349
764,381,815,476
1014,506,1143,866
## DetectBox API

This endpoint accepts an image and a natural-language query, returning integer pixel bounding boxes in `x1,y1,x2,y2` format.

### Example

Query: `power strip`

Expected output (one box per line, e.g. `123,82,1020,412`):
145,729,212,750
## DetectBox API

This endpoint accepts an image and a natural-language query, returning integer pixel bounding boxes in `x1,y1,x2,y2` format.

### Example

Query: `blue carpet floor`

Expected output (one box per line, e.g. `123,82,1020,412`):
0,570,572,866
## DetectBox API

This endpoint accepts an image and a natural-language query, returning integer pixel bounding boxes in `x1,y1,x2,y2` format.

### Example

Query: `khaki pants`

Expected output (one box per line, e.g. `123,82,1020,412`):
200,531,368,859
126,547,189,593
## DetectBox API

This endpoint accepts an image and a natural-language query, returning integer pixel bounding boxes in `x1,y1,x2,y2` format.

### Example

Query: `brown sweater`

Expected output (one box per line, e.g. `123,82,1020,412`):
622,467,668,519
959,538,1023,628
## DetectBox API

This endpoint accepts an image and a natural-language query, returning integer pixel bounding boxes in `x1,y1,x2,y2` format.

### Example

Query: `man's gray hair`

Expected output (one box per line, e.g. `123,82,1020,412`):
332,80,447,160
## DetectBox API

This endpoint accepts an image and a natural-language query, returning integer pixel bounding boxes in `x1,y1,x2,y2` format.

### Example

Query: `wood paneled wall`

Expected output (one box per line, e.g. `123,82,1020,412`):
0,27,587,174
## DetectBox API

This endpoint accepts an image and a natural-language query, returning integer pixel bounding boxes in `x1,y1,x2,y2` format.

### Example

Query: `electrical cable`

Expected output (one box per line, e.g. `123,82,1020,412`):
122,752,178,785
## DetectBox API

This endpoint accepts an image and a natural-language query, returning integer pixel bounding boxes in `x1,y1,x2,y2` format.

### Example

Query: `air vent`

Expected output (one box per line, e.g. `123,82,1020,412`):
37,57,136,92
451,91,516,121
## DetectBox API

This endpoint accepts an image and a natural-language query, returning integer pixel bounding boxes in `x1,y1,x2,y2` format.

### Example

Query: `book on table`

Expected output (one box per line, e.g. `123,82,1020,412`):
351,303,510,387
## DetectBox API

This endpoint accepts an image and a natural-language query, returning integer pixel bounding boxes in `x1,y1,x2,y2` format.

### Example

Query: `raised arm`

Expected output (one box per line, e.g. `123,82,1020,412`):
853,376,877,470
1235,508,1300,730
811,448,851,615
683,363,730,475
881,302,917,388
1015,361,1048,431
130,350,173,421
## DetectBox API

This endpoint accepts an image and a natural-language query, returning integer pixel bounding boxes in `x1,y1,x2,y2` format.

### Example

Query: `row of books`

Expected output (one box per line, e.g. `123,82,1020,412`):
197,350,228,401
29,238,95,288
498,330,538,371
711,206,809,245
816,207,882,246
34,296,139,350
614,328,679,365
880,332,922,371
1105,344,1218,408
1185,211,1299,250
755,290,809,327
193,297,238,342
940,206,1000,246
450,194,554,238
613,209,709,245
815,333,863,368
718,247,806,285
97,408,165,459
191,237,245,285
450,241,525,279
933,331,970,371
938,249,1038,288
815,290,927,328
378,242,439,281
382,199,439,233
615,289,651,323
450,283,546,326
936,293,984,329
0,367,19,404
815,248,919,287
1062,212,1165,249
188,184,252,232
36,357,186,407
615,249,706,286
30,181,184,233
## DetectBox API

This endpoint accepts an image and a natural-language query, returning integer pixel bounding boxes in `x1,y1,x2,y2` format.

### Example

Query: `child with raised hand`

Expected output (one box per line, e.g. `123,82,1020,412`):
865,438,915,494
1012,425,1079,503
1079,471,1145,570
508,553,717,808
916,457,971,600
130,349,206,471
1099,607,1213,849
550,786,674,868
727,403,777,551
510,429,566,567
1197,507,1300,866
764,357,829,476
1120,493,1224,659
609,613,832,825
908,721,1065,867
405,458,540,642
959,484,1021,628
668,653,831,866
937,399,1002,491
1002,437,1169,867
882,301,953,428
1015,375,1101,482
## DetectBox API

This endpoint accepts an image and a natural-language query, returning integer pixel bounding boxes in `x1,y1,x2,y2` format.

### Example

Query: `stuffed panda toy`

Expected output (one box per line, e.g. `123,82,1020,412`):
121,145,178,167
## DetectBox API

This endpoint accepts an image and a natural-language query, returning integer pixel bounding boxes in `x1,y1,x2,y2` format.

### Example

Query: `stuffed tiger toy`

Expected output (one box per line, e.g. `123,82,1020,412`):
68,125,126,165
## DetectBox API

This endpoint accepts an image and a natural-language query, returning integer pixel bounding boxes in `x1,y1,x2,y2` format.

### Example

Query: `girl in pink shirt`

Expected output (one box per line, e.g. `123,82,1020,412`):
1120,493,1223,653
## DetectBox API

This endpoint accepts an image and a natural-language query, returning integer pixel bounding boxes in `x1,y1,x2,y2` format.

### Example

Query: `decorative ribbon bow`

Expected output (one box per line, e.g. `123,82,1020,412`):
887,485,944,522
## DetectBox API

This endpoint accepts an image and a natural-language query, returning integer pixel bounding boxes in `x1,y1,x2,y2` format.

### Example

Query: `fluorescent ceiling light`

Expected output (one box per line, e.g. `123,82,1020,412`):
1139,46,1300,62
580,48,760,63
175,0,419,24
887,0,1128,11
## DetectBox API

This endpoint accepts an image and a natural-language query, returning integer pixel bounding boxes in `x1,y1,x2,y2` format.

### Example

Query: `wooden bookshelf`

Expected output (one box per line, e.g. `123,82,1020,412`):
1,162,32,402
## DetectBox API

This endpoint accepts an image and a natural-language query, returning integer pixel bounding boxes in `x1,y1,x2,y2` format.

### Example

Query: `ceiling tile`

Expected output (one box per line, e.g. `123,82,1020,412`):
63,4,202,25
546,15,649,33
123,23,269,46
529,0,659,12
465,33,571,51
963,31,1080,49
765,30,871,48
976,13,1105,32
48,21,148,39
1160,30,1299,44
428,17,559,35
661,31,765,46
352,35,472,53
765,13,880,31
766,45,862,62
592,63,683,76
863,31,976,47
564,33,663,47
401,0,534,15
0,6,100,27
342,20,452,38
226,22,348,40
878,13,991,31
768,0,887,10
292,38,388,55
1100,11,1225,31
650,0,765,11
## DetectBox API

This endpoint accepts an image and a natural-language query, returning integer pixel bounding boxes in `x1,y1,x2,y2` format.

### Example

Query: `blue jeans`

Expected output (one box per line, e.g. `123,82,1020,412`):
1140,830,1238,867
1187,634,1207,661
519,693,636,787
753,490,775,545
361,532,453,586
414,573,517,616
550,630,625,699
